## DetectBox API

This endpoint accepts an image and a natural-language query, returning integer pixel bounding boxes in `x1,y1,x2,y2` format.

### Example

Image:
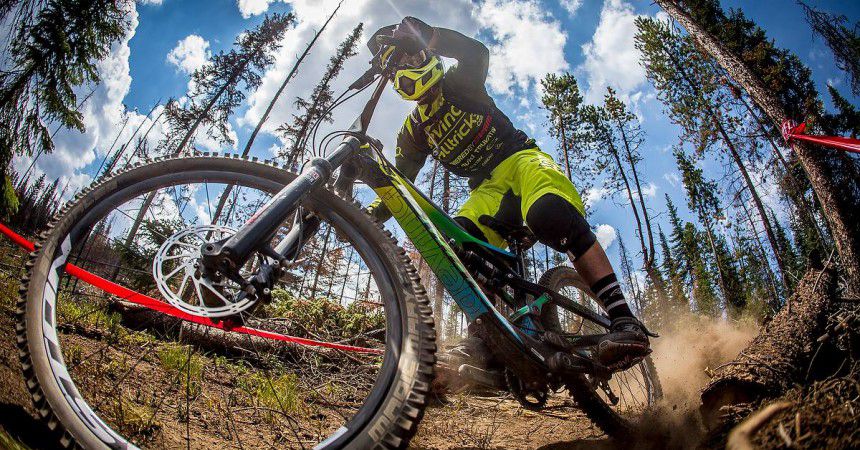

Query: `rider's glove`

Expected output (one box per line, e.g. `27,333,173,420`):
378,16,435,56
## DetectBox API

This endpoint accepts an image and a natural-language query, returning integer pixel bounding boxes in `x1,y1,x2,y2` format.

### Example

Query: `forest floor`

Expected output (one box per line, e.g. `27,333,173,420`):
0,239,757,450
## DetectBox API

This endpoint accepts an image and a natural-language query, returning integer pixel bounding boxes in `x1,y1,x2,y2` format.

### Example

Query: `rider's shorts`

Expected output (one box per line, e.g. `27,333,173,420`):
456,147,586,249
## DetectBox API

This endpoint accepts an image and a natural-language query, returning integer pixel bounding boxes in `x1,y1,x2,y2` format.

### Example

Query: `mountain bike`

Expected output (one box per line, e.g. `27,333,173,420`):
19,46,660,449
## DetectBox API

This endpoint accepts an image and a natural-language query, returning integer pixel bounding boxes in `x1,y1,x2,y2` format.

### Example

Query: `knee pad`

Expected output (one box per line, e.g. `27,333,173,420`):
454,216,488,243
525,194,596,259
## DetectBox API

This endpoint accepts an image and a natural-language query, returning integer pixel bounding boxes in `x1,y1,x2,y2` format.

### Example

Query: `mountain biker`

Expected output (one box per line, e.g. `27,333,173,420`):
366,17,650,369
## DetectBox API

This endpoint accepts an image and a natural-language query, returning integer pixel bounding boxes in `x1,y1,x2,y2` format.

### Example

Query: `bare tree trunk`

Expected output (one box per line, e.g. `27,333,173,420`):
738,196,781,307
711,115,787,285
209,4,340,226
558,116,572,178
309,224,333,299
609,142,669,304
338,246,355,305
701,211,731,306
735,92,829,247
656,0,860,293
104,102,162,176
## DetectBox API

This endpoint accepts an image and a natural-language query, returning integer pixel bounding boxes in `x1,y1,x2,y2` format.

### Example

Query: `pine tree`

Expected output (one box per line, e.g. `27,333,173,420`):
278,23,363,167
682,222,719,316
0,0,129,216
577,87,668,304
731,224,772,321
208,7,343,227
821,85,860,138
617,235,642,314
167,13,294,155
674,148,744,314
655,0,860,293
799,2,860,97
540,72,583,178
636,17,787,284
119,14,293,261
713,232,744,318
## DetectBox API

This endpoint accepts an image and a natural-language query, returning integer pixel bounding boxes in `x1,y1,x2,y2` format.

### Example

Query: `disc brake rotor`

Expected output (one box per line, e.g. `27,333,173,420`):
152,224,254,318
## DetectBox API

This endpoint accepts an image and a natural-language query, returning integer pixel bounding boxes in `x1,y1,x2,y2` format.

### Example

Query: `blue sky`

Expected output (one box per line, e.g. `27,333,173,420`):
13,0,859,279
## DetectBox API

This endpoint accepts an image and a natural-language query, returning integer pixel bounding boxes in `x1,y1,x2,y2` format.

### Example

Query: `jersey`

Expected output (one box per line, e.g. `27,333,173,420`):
393,29,532,185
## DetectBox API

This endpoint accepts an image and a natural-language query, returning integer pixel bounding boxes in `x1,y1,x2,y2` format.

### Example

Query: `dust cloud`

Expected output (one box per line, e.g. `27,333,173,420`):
633,314,758,449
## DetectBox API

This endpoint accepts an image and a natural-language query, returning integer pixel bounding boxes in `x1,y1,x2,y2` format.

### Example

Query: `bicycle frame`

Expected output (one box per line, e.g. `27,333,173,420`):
202,75,610,383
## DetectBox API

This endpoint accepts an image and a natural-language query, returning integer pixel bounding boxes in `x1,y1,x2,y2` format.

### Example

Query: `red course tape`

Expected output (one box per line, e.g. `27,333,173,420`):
782,120,860,154
0,224,383,355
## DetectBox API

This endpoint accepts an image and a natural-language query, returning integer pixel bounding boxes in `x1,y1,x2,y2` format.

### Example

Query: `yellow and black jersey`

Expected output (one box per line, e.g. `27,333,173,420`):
393,28,532,185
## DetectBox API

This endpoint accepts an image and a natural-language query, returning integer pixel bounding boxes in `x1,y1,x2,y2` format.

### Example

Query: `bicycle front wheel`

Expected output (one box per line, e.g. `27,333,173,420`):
19,154,435,449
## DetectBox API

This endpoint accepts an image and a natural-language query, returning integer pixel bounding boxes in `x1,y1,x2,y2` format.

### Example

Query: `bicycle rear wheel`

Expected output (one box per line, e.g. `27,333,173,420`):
19,154,435,449
539,266,662,437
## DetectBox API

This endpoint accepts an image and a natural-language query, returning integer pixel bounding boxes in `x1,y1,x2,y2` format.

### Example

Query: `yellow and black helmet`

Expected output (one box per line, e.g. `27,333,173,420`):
391,53,444,100
368,24,444,101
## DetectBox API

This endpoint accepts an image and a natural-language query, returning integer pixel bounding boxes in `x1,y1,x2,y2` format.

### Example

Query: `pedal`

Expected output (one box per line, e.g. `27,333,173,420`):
457,364,506,389
606,352,649,373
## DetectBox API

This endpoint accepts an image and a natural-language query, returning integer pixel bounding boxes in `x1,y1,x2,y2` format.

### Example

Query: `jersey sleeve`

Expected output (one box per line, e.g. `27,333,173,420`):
393,117,429,182
367,116,428,222
431,28,492,103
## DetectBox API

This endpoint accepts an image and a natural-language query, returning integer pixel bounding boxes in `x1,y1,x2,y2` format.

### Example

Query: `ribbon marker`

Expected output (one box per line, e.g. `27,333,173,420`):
0,224,383,355
782,120,860,154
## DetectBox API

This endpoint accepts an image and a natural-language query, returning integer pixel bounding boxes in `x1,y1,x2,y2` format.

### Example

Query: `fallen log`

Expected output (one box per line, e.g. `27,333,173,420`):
725,401,792,450
111,300,379,362
700,269,835,427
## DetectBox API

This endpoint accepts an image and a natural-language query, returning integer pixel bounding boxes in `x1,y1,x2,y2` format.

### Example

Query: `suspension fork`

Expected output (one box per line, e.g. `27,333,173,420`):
200,136,364,273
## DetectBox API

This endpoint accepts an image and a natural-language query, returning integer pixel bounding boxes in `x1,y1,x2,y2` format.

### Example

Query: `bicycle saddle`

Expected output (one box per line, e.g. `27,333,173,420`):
478,215,536,248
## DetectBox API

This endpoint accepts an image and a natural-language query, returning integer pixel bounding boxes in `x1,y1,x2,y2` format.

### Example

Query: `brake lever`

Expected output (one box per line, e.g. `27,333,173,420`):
349,66,380,90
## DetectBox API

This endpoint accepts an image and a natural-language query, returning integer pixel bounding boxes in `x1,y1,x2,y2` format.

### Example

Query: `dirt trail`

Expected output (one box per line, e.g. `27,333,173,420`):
0,240,758,449
411,394,613,450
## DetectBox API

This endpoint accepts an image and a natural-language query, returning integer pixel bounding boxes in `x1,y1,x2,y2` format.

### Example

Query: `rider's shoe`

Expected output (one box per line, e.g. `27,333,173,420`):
596,317,651,370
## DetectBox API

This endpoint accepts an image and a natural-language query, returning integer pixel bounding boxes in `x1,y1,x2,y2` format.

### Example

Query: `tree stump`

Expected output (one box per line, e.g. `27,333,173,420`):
700,269,835,427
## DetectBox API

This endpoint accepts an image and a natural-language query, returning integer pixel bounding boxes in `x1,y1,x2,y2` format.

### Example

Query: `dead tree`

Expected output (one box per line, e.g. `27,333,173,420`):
700,268,835,427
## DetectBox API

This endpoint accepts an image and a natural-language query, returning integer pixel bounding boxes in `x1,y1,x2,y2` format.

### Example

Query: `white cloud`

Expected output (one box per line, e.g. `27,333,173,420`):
13,3,144,196
584,184,613,209
474,0,569,95
663,171,680,187
594,223,617,250
237,0,286,19
579,0,647,103
167,35,211,75
137,0,164,5
560,0,583,16
639,181,657,198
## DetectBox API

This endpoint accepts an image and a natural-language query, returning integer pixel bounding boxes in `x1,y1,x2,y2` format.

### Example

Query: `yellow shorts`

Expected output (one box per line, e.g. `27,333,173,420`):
456,148,586,248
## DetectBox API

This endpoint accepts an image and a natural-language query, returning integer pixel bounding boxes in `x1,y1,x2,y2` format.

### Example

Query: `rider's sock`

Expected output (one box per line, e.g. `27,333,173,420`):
590,273,634,320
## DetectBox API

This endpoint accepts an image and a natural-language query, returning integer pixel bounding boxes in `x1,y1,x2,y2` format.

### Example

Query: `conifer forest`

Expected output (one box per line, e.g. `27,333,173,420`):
0,1,857,449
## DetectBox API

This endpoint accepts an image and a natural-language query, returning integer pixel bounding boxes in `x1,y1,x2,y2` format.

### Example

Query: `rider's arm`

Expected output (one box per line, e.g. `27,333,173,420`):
428,27,490,90
367,119,428,223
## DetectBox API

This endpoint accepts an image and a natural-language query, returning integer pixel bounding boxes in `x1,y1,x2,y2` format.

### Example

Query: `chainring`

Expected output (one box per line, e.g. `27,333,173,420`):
504,369,548,411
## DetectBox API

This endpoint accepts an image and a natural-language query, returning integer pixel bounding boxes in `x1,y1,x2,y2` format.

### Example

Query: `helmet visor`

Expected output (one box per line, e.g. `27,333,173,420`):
397,76,416,97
